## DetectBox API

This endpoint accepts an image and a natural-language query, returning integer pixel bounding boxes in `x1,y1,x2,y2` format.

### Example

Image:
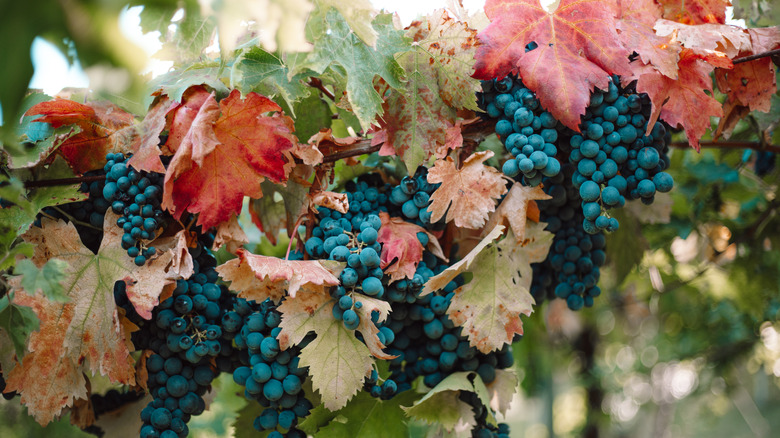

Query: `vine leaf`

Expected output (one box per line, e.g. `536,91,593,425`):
300,8,409,130
250,177,310,246
427,151,508,229
212,214,249,254
656,0,729,24
0,294,39,359
402,371,494,431
377,212,444,283
4,216,174,425
474,0,632,132
216,248,344,303
486,369,518,415
485,184,551,244
373,10,480,172
162,89,297,229
352,294,394,359
635,51,724,151
424,224,553,353
230,47,311,113
127,97,176,174
25,99,136,174
312,391,420,438
277,298,375,411
653,19,751,59
315,0,378,47
616,0,681,79
714,27,780,137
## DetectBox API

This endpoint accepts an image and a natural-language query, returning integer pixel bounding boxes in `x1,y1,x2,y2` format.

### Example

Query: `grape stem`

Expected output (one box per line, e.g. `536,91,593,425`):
308,77,336,102
732,48,780,65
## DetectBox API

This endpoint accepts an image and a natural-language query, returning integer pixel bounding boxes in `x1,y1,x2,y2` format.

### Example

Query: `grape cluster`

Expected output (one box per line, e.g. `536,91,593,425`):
568,77,673,233
530,164,606,310
136,246,236,438
231,299,311,438
386,167,442,229
380,248,514,394
306,181,386,330
479,74,564,186
101,153,167,266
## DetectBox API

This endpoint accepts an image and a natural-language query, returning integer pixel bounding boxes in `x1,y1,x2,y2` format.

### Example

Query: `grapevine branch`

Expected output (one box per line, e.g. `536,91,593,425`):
732,48,780,65
23,174,106,188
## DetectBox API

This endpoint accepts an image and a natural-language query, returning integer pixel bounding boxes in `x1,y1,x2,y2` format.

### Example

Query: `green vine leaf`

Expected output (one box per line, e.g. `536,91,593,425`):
299,8,409,130
402,371,494,432
230,47,311,115
0,295,39,358
313,390,420,437
277,298,376,411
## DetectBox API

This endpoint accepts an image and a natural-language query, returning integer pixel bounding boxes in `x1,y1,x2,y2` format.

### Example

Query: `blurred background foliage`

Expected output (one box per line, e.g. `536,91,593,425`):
2,0,780,437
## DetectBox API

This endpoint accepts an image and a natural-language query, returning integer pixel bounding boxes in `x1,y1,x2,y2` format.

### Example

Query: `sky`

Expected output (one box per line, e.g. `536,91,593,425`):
26,0,744,95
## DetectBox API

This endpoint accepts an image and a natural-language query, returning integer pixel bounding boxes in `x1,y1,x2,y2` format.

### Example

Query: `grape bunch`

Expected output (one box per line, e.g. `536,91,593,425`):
386,167,442,229
380,248,514,393
306,181,386,330
231,299,311,438
136,245,237,438
479,74,564,186
530,164,606,310
568,76,674,233
101,153,167,266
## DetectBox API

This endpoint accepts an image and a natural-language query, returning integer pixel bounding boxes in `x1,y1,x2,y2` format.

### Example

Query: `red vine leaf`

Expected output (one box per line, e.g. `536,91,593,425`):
656,0,729,25
616,0,681,79
474,0,632,131
653,19,750,59
163,89,297,229
216,248,344,303
426,151,508,229
126,98,175,174
25,99,135,174
377,212,443,283
715,27,780,114
636,50,724,151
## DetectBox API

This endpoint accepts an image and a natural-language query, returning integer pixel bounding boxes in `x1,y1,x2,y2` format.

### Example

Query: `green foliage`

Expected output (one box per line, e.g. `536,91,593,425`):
299,8,408,130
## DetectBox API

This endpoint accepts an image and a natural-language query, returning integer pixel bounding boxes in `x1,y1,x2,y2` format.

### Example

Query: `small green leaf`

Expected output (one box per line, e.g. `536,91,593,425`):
0,295,39,358
292,93,332,141
15,259,70,302
231,47,311,115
